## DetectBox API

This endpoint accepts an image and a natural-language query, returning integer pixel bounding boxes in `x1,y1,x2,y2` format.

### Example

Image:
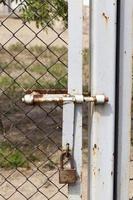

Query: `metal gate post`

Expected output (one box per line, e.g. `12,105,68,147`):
62,0,83,199
88,0,117,200
116,0,133,199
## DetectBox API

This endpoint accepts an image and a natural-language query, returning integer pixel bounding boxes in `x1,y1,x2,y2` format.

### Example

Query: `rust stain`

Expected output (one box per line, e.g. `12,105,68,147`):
25,89,67,95
93,144,99,155
93,168,101,177
102,12,110,23
25,89,90,96
124,50,127,54
34,94,43,98
80,171,82,180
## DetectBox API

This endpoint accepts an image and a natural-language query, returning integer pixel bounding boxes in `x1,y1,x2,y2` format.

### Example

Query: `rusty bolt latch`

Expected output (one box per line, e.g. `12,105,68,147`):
22,90,109,105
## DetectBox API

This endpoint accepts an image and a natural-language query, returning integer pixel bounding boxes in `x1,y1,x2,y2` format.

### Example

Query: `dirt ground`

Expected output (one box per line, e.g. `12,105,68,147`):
0,166,89,200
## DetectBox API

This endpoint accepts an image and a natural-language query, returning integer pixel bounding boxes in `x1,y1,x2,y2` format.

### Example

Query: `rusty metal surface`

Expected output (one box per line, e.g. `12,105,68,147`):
22,92,109,105
59,151,77,184
59,169,77,184
25,89,90,96
25,89,68,95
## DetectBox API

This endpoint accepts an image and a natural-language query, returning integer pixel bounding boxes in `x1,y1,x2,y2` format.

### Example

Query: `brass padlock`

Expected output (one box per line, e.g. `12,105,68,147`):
59,151,77,184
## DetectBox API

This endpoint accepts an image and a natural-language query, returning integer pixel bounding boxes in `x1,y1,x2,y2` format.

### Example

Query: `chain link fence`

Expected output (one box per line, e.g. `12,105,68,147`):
0,1,70,199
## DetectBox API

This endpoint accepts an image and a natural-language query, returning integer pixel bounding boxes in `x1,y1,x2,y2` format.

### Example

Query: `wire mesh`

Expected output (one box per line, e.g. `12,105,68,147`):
0,1,68,199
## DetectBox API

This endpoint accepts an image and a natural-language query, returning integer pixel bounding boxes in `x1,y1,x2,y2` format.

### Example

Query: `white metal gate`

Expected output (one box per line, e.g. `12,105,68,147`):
65,0,133,199
66,1,133,199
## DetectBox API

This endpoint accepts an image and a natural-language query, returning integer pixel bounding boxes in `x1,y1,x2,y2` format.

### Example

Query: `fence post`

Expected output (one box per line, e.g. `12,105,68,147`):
62,0,83,199
116,0,133,199
88,0,117,200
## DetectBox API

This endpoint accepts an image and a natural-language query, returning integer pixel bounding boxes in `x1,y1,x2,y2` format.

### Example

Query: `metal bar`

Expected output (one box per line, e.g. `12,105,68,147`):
25,89,91,96
63,0,83,199
88,0,117,200
22,93,109,104
116,0,133,199
25,89,68,94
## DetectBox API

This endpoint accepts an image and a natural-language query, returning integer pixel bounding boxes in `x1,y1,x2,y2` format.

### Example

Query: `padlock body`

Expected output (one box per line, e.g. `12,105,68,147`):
59,169,77,184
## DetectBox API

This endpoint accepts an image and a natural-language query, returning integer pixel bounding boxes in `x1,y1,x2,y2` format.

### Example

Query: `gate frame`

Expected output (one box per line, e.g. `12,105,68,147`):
115,0,133,200
62,0,83,199
88,0,133,200
88,0,117,200
63,0,133,199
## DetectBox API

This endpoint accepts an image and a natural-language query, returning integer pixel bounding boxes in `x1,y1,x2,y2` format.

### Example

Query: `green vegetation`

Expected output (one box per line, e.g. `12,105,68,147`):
0,142,59,169
0,76,14,89
1,0,67,28
0,43,89,92
0,43,68,93
8,43,25,52
0,142,28,168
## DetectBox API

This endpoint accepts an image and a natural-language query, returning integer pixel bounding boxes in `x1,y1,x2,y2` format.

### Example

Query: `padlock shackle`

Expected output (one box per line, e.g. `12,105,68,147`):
60,152,75,170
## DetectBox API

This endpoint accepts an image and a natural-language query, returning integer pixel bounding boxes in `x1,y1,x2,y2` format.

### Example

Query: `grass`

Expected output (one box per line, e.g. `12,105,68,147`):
8,43,25,53
0,43,89,94
50,63,67,77
0,76,14,89
0,142,28,168
29,64,47,74
0,142,44,169
0,142,59,169
0,43,70,93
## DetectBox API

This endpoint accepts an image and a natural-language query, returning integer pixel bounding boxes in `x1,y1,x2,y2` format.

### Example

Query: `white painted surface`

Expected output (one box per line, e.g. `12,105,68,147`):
68,1,83,94
117,0,133,199
88,0,117,200
63,0,83,199
84,0,89,5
